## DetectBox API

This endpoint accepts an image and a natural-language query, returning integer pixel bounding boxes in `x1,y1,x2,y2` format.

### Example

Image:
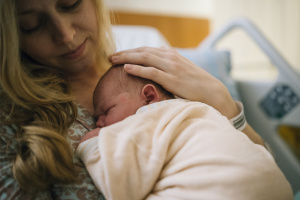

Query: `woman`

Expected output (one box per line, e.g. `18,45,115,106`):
0,0,282,199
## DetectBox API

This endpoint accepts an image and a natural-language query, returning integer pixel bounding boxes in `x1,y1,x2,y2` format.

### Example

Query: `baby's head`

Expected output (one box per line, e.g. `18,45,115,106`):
93,64,174,128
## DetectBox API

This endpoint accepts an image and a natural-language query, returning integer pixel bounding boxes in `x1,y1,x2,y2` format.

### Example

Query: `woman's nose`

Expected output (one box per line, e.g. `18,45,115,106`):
96,116,106,128
51,16,75,44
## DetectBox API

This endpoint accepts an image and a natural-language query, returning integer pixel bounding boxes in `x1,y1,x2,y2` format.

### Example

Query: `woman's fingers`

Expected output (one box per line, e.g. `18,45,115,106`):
123,64,176,92
123,62,208,101
110,47,184,72
111,52,167,71
110,46,238,118
110,46,167,61
113,47,202,99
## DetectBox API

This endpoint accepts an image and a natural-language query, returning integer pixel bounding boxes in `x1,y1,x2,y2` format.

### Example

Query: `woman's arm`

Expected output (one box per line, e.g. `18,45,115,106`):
109,47,264,146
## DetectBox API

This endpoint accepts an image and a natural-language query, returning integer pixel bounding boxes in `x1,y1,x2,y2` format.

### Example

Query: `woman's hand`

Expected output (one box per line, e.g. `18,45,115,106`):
79,128,101,144
109,47,264,146
110,47,239,119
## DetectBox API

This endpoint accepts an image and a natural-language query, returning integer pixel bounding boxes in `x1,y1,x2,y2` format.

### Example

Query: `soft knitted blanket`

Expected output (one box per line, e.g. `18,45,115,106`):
77,99,293,200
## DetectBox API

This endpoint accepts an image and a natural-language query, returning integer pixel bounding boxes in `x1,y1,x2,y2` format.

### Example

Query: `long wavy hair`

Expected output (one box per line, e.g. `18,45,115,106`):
0,0,115,190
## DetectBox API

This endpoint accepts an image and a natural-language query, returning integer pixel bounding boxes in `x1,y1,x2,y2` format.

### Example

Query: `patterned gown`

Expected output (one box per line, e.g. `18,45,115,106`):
0,105,105,200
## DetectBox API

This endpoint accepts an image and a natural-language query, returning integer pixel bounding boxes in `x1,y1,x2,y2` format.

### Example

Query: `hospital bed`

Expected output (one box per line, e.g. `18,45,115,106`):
112,17,300,195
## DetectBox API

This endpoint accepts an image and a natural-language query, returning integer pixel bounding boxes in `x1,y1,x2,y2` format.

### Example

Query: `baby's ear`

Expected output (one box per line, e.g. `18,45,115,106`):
141,84,160,105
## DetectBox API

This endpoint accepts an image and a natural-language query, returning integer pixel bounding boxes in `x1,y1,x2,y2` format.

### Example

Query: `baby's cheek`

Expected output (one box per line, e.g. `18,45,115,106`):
104,116,114,127
105,113,127,126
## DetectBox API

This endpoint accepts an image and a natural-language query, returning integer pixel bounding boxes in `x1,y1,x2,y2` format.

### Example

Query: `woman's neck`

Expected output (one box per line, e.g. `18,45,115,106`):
67,65,105,114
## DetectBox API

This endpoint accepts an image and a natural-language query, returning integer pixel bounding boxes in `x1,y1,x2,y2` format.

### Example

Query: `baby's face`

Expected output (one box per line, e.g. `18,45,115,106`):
94,90,143,128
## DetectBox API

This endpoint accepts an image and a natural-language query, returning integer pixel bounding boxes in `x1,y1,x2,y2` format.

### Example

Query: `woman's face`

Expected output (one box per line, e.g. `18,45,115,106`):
16,0,99,75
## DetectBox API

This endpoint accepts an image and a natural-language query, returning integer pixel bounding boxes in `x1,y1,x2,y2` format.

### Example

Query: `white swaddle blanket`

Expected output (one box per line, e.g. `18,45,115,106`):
77,99,293,200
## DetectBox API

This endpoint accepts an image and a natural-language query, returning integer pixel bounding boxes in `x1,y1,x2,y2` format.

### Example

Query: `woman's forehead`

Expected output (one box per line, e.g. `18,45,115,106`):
16,0,75,12
16,0,51,11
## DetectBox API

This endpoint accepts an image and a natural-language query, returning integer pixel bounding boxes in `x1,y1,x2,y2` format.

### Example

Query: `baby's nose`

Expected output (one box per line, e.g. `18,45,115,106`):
96,116,105,128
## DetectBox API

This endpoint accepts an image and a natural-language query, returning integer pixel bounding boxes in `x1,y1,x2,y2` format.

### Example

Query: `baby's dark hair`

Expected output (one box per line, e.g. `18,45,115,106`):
95,64,175,100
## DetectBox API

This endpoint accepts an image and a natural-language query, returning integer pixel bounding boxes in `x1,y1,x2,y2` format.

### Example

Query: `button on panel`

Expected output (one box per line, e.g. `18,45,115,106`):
260,84,299,118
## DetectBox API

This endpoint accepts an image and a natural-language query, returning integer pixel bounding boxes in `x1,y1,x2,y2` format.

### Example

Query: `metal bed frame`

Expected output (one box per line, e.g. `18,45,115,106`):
198,17,300,193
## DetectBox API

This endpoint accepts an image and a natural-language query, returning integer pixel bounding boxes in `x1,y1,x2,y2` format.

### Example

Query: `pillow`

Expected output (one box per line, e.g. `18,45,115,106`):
176,48,240,100
112,25,170,51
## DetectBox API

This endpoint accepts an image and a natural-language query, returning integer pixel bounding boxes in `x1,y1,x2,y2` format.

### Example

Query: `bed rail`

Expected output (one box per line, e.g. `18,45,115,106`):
198,17,300,193
198,17,299,82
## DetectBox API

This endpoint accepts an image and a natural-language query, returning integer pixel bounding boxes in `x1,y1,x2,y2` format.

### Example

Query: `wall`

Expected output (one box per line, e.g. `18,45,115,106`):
110,11,210,48
212,0,300,79
106,0,213,18
106,0,300,77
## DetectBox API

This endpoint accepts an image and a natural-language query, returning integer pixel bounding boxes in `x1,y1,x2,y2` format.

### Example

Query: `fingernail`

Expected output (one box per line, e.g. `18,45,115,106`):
111,56,119,63
124,64,133,70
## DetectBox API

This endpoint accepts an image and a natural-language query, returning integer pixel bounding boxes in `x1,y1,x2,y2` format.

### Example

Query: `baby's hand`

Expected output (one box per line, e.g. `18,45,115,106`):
79,128,101,144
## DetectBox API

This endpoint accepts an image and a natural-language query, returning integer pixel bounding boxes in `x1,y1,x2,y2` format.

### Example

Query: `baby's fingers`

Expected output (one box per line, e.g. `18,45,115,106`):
79,128,101,144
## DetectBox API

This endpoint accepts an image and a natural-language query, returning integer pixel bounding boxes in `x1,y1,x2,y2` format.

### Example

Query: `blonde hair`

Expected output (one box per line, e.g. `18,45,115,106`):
0,0,115,190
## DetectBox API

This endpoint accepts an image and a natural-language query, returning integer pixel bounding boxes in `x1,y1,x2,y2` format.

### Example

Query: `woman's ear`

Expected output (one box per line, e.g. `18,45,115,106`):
141,84,160,105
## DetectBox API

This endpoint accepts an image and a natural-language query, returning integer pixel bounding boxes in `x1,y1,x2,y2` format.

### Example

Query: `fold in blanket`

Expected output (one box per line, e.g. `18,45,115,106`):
77,99,293,200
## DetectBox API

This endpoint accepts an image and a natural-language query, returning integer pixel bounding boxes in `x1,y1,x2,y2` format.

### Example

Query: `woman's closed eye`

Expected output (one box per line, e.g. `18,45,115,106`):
60,0,82,12
19,0,83,35
20,18,46,34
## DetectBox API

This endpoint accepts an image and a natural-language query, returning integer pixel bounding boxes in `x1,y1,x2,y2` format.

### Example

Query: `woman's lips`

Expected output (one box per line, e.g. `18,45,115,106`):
62,40,86,59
